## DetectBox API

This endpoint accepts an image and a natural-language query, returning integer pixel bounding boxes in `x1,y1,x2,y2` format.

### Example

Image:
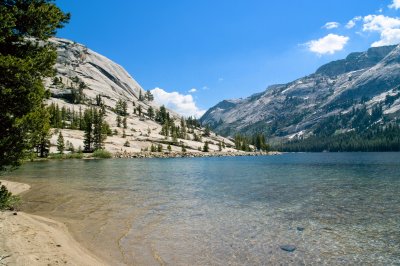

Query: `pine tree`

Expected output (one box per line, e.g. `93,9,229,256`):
123,117,127,129
116,115,121,127
0,0,69,169
147,106,155,120
145,90,154,101
57,132,65,154
83,108,94,152
93,108,105,150
203,141,209,152
203,125,211,137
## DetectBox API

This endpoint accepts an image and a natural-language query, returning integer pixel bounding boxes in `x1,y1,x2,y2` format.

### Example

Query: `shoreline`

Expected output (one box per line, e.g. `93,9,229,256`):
0,180,107,266
113,150,282,159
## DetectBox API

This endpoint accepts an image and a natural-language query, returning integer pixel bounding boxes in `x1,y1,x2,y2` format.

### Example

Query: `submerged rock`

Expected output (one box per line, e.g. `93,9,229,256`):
280,245,296,252
297,226,304,231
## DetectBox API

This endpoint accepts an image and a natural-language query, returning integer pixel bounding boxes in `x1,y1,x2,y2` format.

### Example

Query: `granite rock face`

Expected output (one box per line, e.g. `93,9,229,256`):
201,45,400,138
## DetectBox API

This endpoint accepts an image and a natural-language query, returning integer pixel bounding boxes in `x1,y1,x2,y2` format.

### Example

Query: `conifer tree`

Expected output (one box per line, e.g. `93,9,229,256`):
145,90,154,101
147,106,155,120
83,108,94,152
0,0,70,169
123,117,127,129
93,108,105,150
116,115,121,127
203,141,209,152
57,132,65,154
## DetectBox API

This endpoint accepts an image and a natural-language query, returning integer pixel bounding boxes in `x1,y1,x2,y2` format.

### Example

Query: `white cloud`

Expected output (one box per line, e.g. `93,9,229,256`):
201,86,210,90
371,28,400,46
306,34,349,55
188,88,197,93
218,77,224,82
389,0,400,9
362,15,400,46
363,15,400,32
323,22,340,29
151,87,206,118
346,16,362,29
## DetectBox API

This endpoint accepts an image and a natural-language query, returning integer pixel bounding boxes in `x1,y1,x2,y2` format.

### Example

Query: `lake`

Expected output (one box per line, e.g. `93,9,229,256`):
6,153,400,265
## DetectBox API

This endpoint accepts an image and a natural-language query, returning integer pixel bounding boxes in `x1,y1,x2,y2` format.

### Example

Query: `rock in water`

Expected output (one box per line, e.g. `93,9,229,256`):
280,245,296,252
297,226,304,232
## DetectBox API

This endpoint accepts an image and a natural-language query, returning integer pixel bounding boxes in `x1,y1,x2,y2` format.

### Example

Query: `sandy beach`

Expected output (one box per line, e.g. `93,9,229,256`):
0,180,106,266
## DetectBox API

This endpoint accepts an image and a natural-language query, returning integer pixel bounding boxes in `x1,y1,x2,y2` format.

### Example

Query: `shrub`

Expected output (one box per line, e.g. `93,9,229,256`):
92,149,112,159
0,182,20,210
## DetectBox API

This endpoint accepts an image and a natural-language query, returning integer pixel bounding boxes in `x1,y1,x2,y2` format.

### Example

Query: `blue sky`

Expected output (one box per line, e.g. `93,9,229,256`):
57,0,400,117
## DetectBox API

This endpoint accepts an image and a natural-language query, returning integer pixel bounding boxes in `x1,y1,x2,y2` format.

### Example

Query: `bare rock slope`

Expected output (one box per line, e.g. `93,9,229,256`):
46,38,235,154
201,45,400,139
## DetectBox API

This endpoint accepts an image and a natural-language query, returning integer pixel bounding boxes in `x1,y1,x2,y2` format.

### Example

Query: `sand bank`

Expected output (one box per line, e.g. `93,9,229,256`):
0,180,106,266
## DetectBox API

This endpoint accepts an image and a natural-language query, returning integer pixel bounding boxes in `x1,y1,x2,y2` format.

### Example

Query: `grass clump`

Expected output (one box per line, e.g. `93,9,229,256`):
0,182,21,210
92,149,113,159
48,152,84,160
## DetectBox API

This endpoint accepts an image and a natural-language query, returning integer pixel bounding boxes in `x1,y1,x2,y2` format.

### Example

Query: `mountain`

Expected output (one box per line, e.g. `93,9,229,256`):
45,38,235,154
201,45,400,150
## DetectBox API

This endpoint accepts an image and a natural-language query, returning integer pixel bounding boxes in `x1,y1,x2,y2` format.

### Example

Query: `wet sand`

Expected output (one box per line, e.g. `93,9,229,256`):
0,180,106,266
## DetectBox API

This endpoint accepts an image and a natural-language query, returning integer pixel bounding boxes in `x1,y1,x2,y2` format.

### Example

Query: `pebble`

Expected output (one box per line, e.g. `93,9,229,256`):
297,226,304,231
280,245,296,252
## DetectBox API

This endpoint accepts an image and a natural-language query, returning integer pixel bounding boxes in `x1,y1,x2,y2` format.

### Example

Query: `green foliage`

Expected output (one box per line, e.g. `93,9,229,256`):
150,144,157,152
186,116,200,128
137,105,142,117
83,107,107,152
233,133,268,152
147,106,155,120
0,182,20,210
275,104,400,152
138,90,144,101
48,152,84,160
57,131,65,154
203,141,209,152
145,90,154,101
115,99,128,116
123,117,127,129
0,0,69,170
277,124,400,152
91,149,112,159
203,125,211,137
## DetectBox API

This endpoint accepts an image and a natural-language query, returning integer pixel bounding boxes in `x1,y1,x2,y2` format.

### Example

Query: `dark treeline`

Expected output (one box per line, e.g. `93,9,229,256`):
273,103,400,152
275,124,400,152
234,133,269,151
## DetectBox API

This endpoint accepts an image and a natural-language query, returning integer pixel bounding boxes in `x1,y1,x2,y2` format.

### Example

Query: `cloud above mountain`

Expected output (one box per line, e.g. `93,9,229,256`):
306,1,400,55
362,15,400,47
151,87,206,118
306,34,349,55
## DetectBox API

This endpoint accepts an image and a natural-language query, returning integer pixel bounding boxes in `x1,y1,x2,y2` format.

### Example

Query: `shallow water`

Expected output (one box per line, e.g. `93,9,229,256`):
6,153,400,265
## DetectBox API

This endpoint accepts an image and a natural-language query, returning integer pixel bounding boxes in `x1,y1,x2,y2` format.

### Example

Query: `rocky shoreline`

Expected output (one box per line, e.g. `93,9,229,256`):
114,151,281,159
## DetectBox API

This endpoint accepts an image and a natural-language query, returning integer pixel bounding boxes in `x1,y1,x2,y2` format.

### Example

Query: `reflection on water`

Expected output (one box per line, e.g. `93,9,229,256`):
7,153,400,265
